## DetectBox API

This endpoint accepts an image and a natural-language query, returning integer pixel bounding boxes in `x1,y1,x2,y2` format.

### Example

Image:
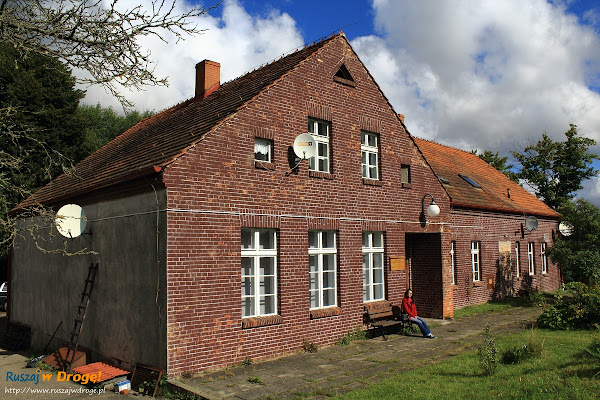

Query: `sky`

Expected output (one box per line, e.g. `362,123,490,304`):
86,0,600,205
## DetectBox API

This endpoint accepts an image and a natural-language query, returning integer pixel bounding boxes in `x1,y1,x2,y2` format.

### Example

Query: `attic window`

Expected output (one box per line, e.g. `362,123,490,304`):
333,64,356,87
459,174,481,188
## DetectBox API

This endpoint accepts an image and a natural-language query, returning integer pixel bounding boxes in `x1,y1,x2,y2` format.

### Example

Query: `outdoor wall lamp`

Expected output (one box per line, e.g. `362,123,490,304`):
420,193,440,226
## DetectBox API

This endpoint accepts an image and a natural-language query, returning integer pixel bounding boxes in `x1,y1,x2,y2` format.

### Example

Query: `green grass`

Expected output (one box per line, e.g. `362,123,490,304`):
334,329,600,400
453,297,534,319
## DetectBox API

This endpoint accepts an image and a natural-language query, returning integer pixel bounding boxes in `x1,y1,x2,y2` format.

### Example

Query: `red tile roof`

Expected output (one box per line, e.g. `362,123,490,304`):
414,138,559,218
16,34,340,209
73,362,129,382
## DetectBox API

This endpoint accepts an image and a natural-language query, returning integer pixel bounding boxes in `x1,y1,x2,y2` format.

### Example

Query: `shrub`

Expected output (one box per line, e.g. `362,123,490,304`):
478,323,499,375
537,282,600,330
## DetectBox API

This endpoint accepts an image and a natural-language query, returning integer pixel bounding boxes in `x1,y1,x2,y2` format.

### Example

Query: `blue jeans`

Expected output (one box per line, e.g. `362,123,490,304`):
409,316,432,337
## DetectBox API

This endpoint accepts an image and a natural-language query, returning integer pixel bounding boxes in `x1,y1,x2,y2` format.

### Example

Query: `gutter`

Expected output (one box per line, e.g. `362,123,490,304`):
9,165,163,216
450,201,560,219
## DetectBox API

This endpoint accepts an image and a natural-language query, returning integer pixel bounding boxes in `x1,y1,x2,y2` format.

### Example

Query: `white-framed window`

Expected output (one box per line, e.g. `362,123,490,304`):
471,241,481,282
361,131,379,179
363,232,385,302
241,228,278,317
308,119,330,173
515,241,520,278
451,241,457,285
308,231,337,309
528,242,535,275
254,138,272,162
541,242,547,274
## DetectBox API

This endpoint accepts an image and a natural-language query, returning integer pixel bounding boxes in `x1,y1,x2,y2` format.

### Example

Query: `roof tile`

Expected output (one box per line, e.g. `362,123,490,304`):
414,137,559,218
16,35,339,209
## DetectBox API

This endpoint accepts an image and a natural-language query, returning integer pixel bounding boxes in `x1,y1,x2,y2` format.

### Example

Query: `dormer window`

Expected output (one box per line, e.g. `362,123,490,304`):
459,174,481,188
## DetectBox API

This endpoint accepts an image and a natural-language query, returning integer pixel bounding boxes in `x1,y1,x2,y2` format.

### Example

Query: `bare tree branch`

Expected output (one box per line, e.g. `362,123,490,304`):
0,0,218,107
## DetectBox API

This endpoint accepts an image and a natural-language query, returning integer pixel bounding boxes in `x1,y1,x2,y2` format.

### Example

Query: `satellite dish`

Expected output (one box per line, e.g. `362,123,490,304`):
559,221,574,237
293,133,316,160
55,204,87,238
525,216,538,231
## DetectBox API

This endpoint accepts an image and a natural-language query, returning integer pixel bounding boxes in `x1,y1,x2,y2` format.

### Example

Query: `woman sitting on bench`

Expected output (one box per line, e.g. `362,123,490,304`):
401,289,436,339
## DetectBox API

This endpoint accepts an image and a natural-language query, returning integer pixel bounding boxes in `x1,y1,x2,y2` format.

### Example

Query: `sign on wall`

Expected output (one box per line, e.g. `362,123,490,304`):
390,257,406,271
498,241,511,255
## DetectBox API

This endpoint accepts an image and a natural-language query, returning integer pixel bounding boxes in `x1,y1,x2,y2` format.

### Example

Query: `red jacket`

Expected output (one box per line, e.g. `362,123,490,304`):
402,297,418,318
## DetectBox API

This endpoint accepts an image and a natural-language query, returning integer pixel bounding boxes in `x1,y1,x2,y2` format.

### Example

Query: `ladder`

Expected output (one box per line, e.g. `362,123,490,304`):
63,263,98,372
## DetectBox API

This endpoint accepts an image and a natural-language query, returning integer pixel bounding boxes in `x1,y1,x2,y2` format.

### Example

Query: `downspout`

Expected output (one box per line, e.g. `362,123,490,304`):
5,246,11,328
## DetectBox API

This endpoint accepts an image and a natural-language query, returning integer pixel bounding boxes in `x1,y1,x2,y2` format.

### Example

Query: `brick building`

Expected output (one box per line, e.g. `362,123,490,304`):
415,138,561,308
9,33,559,375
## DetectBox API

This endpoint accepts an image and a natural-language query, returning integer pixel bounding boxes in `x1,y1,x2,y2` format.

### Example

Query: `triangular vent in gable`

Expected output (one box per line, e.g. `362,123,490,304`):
333,64,356,87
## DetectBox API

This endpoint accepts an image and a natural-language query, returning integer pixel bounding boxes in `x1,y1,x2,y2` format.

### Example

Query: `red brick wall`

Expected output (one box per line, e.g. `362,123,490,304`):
450,209,560,309
162,36,451,374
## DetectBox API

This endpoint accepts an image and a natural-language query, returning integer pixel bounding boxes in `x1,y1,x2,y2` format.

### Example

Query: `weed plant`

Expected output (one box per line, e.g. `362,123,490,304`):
336,326,367,346
248,376,264,385
501,329,544,364
302,338,318,353
478,323,499,375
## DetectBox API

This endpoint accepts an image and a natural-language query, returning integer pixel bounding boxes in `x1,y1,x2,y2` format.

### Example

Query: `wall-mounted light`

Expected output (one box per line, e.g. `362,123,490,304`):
420,193,440,226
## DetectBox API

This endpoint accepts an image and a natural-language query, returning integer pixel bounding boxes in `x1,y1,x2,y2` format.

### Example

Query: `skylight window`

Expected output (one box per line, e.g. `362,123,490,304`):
459,174,481,188
437,175,450,185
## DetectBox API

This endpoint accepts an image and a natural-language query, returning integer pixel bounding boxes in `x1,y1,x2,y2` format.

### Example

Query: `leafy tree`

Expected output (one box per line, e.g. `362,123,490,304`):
471,149,517,181
0,43,86,256
548,199,600,285
511,124,598,209
78,104,153,154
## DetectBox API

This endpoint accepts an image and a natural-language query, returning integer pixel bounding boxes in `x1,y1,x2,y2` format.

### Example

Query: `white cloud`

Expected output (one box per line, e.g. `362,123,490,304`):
354,0,600,154
577,175,600,206
353,0,600,205
79,0,304,112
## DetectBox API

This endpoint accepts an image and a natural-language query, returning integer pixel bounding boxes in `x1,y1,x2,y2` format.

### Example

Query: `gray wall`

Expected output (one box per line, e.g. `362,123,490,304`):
10,189,167,370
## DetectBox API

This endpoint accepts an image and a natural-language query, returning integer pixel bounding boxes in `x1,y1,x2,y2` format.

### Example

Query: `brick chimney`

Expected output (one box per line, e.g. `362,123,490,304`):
195,60,220,99
398,114,405,124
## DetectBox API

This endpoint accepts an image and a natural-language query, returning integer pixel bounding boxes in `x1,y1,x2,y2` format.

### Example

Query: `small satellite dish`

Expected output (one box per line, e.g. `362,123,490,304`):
525,216,538,231
55,204,87,238
559,221,574,237
293,133,316,160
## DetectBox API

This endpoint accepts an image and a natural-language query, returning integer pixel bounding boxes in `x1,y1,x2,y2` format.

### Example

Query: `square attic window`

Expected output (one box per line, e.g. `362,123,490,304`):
459,174,481,188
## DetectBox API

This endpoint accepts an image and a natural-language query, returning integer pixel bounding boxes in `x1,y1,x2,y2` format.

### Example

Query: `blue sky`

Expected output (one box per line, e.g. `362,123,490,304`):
86,0,600,205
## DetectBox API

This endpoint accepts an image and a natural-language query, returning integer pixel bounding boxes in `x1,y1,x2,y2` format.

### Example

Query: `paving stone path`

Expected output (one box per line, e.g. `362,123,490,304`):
173,306,542,400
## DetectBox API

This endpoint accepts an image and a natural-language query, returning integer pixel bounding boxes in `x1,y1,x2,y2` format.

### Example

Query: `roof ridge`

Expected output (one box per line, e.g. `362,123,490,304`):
14,32,345,210
220,32,343,89
414,136,479,157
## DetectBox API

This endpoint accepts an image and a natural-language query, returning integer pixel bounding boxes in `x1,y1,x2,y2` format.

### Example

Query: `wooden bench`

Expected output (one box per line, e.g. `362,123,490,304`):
366,304,411,340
